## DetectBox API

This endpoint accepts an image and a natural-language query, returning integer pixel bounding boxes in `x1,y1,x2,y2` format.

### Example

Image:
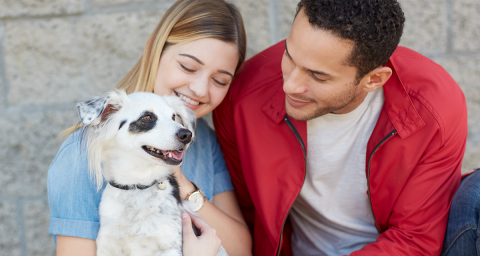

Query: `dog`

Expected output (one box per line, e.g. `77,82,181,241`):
77,89,228,256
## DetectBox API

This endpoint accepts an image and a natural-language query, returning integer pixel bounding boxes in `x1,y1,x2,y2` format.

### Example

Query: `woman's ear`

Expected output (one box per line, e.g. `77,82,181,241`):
77,89,129,127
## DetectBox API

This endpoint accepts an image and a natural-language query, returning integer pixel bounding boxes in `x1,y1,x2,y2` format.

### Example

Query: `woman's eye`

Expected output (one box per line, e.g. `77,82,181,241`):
142,115,151,121
180,64,195,73
213,79,228,86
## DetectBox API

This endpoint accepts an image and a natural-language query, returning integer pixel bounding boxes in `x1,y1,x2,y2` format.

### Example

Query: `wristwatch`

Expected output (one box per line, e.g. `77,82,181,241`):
185,182,206,212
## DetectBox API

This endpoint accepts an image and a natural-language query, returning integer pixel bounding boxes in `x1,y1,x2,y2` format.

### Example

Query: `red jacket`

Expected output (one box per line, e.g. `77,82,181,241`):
213,41,468,256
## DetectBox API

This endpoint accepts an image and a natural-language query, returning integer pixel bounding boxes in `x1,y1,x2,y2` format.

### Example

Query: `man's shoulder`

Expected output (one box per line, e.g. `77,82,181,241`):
229,41,285,101
389,46,459,96
388,46,466,137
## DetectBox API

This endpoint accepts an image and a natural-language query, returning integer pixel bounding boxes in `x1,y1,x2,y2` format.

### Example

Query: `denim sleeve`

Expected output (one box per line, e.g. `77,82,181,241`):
208,127,234,196
47,136,104,241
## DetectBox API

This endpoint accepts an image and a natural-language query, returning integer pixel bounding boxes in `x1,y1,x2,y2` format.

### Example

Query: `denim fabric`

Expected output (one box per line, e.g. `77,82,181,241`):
442,169,480,256
47,118,233,241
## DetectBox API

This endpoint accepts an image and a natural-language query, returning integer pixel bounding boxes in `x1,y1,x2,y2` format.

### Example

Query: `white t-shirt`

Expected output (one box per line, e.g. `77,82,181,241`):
290,88,385,256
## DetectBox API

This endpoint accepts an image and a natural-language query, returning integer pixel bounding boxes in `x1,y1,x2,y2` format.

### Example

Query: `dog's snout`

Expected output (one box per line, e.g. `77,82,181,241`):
176,129,192,144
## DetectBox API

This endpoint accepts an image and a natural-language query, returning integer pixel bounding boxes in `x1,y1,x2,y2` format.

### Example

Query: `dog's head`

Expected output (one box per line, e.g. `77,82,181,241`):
77,90,196,189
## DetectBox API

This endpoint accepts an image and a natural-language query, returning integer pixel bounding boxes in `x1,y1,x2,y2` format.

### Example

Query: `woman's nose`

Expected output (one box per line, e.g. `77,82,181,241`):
189,77,208,98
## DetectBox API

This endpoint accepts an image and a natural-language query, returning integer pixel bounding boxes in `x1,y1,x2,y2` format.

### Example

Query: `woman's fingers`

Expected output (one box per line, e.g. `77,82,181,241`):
182,211,222,256
182,212,195,239
188,212,215,235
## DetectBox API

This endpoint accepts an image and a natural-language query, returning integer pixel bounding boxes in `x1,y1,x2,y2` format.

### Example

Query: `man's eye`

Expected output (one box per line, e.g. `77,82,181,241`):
312,74,326,83
142,115,151,121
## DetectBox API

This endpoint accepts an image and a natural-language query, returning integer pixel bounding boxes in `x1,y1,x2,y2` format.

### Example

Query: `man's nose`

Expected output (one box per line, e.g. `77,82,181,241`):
283,68,307,94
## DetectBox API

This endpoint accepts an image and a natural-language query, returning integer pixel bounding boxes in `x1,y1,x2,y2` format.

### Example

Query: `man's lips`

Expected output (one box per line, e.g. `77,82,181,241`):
286,95,313,108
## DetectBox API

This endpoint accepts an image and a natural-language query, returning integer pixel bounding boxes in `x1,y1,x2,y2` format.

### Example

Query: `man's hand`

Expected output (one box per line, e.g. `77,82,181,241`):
182,211,222,256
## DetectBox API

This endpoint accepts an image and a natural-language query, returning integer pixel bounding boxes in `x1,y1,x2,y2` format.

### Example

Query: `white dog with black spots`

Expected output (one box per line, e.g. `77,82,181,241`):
77,89,228,256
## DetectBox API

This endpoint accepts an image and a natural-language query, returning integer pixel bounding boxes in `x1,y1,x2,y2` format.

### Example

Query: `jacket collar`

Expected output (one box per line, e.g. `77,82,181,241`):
261,54,425,139
383,60,425,139
261,81,287,125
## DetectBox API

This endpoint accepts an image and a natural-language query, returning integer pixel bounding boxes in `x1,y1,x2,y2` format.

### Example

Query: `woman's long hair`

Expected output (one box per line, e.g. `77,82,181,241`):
61,0,246,138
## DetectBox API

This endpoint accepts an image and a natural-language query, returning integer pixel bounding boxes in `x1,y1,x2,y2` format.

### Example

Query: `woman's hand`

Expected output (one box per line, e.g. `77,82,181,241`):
182,211,222,256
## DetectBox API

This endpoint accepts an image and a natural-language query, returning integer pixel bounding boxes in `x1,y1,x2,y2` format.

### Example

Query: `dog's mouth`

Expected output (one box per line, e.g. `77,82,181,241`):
142,145,184,165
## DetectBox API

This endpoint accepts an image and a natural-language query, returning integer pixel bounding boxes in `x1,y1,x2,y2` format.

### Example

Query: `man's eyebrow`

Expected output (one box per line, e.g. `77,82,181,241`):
179,54,204,65
285,40,332,78
309,69,332,77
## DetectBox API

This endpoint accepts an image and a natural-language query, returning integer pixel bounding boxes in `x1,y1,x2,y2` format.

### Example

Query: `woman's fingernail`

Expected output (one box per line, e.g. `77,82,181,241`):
182,212,188,219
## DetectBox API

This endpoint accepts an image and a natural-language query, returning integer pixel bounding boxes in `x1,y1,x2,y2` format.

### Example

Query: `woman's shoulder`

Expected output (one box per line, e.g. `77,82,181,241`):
48,127,103,211
49,129,85,165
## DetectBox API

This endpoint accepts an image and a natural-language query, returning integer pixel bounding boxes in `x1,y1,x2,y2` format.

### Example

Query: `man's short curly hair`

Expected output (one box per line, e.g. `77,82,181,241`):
297,0,405,82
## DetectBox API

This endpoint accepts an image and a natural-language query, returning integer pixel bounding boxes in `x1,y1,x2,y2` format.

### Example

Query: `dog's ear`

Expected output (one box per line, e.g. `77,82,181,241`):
77,89,128,126
164,96,197,137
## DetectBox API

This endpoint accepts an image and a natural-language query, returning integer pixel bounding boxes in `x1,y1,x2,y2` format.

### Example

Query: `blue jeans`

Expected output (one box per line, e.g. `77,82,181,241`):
442,169,480,256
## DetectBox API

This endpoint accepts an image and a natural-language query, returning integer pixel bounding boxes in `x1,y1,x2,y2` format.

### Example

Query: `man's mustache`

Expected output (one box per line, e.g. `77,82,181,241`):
287,93,316,103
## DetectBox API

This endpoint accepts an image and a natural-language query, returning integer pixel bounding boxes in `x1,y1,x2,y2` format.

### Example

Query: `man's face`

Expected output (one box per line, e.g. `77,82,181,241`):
282,10,368,121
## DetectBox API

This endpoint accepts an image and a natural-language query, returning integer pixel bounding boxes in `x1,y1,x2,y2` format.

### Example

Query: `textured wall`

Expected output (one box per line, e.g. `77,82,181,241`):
0,0,478,255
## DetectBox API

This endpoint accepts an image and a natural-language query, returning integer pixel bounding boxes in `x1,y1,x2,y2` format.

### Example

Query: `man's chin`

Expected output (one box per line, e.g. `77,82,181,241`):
285,101,330,121
285,103,314,121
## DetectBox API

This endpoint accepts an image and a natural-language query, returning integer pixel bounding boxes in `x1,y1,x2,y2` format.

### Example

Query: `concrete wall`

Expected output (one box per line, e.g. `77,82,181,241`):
0,0,478,255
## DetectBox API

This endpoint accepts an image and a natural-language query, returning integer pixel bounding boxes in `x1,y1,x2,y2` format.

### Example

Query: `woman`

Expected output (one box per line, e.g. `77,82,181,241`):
47,0,251,255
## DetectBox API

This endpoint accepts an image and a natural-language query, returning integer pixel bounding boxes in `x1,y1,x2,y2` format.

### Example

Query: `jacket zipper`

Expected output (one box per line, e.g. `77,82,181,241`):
367,129,397,233
275,116,307,256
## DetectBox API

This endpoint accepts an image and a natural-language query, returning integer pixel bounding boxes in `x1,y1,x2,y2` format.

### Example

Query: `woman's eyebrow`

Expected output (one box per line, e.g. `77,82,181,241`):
218,70,234,78
180,53,234,78
179,54,204,65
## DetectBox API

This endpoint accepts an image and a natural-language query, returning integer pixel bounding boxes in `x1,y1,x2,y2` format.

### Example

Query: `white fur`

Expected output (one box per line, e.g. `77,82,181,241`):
78,90,228,256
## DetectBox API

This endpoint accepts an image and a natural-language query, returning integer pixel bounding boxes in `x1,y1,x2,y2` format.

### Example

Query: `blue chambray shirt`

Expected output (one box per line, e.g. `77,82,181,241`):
47,118,234,241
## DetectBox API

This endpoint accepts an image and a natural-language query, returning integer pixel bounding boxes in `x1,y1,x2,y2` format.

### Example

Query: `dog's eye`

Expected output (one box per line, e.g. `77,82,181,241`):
142,115,151,121
172,114,176,121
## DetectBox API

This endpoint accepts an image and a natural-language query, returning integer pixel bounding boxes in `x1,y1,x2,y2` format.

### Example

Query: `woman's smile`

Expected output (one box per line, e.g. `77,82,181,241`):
174,91,203,109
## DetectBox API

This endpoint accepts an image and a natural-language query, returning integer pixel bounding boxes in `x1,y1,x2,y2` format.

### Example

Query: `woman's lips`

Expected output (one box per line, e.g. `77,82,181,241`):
174,91,203,110
286,94,313,108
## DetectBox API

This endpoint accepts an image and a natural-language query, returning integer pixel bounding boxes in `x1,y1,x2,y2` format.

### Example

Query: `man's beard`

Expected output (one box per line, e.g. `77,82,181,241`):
285,86,360,121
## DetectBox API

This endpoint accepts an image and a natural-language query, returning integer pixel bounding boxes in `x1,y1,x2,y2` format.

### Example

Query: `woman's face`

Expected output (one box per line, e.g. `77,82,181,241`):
154,38,239,119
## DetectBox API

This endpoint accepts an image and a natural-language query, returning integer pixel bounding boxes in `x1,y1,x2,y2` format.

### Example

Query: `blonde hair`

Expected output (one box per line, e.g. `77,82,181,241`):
61,0,246,138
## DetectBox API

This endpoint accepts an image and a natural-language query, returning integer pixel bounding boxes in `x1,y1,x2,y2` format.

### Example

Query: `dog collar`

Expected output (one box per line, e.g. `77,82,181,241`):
109,180,160,190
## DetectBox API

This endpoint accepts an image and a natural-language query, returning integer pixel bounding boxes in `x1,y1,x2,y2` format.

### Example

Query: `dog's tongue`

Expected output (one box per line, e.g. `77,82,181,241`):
162,150,184,160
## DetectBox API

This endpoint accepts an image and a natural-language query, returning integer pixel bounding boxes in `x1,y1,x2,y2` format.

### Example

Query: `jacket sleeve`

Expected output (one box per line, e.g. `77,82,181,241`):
213,83,256,233
351,130,466,255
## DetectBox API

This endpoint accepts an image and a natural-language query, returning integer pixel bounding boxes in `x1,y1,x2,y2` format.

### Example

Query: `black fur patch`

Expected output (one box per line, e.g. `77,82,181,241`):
109,180,135,190
167,175,181,205
119,120,127,130
109,180,158,190
128,111,157,133
192,223,201,237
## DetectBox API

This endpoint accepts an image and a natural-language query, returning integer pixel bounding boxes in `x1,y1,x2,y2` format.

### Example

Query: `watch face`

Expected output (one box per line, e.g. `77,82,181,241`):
191,192,204,203
189,191,205,211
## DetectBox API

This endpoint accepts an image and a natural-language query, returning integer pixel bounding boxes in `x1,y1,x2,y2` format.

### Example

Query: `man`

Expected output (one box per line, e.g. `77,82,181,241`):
213,0,468,255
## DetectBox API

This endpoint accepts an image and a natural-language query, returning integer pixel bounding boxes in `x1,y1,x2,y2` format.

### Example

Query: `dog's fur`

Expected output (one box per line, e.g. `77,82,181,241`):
77,90,227,256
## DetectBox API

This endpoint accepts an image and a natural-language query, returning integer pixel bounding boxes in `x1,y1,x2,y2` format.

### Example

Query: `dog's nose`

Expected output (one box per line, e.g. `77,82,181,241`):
176,129,192,144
